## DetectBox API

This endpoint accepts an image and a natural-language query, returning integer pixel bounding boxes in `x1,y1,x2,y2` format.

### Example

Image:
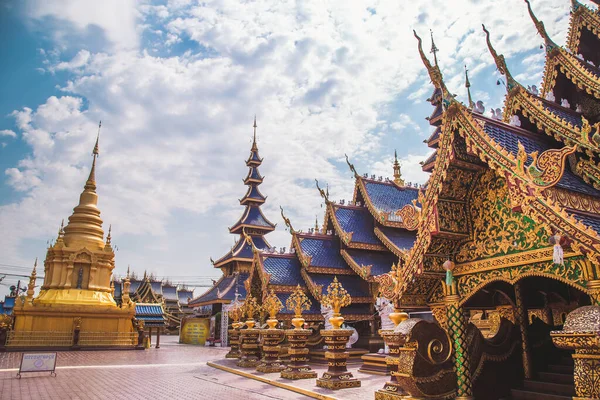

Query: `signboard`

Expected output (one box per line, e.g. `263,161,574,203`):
18,353,57,378
179,318,210,345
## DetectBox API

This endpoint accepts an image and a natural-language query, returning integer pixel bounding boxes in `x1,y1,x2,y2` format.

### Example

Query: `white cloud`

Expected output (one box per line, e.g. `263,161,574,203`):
2,0,580,283
0,130,17,138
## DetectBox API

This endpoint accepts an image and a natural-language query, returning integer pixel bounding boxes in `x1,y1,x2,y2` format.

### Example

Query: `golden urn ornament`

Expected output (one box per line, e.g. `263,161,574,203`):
263,290,283,329
320,276,351,329
242,295,261,329
286,285,313,329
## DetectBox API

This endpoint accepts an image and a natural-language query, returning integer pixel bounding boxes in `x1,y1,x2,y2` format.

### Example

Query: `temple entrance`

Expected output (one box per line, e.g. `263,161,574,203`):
462,277,590,399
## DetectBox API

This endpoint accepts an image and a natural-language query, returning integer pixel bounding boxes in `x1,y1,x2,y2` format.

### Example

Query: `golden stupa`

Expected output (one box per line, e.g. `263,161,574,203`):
9,124,137,348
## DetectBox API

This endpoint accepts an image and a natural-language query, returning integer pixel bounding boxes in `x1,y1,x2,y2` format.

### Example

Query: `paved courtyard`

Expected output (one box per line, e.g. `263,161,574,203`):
0,336,316,400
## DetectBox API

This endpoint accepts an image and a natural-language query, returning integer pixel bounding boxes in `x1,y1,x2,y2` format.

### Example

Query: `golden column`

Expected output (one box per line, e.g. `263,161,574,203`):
225,301,243,359
444,279,474,400
551,306,600,400
281,285,317,380
316,277,361,390
514,281,533,379
375,297,409,400
256,290,285,372
237,295,262,368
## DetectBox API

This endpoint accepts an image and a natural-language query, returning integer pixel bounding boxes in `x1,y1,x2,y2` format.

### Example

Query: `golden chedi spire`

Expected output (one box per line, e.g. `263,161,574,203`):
393,150,405,186
63,122,105,249
26,258,37,299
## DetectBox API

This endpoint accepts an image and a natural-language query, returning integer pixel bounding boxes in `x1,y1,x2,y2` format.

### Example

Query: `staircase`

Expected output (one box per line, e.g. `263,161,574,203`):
510,355,575,400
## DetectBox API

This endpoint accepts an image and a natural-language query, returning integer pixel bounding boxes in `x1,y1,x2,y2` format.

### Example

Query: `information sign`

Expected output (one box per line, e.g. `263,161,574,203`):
179,318,210,345
17,352,57,378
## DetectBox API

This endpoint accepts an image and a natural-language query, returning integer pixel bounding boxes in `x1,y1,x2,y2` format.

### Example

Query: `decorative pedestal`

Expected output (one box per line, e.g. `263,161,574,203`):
316,329,361,390
281,328,317,379
237,328,261,368
257,329,285,373
225,326,241,359
375,329,407,400
551,306,600,400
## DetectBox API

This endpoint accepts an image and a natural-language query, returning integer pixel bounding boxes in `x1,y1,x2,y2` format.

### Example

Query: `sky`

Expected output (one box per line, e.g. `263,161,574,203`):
0,0,594,297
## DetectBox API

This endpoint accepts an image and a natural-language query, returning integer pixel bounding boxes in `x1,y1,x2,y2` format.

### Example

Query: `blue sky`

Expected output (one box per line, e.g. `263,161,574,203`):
0,0,593,297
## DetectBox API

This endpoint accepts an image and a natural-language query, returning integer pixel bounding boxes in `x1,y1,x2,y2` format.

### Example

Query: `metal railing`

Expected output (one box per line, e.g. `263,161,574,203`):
6,331,73,347
79,332,138,346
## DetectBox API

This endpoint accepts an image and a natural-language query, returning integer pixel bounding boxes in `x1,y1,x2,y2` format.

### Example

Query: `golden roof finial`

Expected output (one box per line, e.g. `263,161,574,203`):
106,224,112,244
280,206,295,233
525,0,558,52
344,154,359,178
482,24,518,91
63,123,105,249
465,65,475,109
252,115,258,151
315,179,330,204
321,276,352,329
393,150,404,186
414,30,451,101
263,289,283,329
430,29,439,67
315,215,319,232
27,258,37,299
126,265,130,279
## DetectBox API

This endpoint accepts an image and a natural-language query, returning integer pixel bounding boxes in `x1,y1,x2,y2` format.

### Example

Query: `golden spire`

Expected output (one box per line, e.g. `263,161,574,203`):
63,122,105,249
27,258,37,299
465,65,474,109
393,150,404,186
414,30,451,100
525,0,558,52
252,115,258,151
430,29,439,67
482,24,518,91
315,215,319,232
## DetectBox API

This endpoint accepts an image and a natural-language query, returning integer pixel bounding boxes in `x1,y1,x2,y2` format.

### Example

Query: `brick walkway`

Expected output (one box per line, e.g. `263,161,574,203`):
0,336,311,400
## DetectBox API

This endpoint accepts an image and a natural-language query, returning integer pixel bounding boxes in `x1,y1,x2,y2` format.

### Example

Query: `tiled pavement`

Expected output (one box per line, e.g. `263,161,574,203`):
0,336,315,400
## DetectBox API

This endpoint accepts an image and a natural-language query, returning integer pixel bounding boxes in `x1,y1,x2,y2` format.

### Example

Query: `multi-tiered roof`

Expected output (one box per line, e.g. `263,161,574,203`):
190,119,275,307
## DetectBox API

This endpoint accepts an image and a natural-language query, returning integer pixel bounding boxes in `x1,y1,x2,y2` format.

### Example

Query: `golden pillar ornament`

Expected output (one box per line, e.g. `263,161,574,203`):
226,301,244,359
257,290,285,373
551,306,600,400
282,285,317,380
237,295,262,368
316,277,361,390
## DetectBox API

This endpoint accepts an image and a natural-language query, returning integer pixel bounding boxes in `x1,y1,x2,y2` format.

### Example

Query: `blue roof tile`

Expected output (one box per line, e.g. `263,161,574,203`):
135,304,164,315
573,212,600,234
189,273,248,305
246,167,263,181
541,100,582,128
162,285,178,301
378,227,417,250
300,237,347,269
308,273,370,298
242,185,266,202
334,206,380,244
344,249,396,276
113,281,122,298
3,296,15,308
363,180,420,221
129,280,141,294
178,290,194,305
481,119,600,197
215,235,270,265
150,281,162,294
230,206,275,232
263,256,302,286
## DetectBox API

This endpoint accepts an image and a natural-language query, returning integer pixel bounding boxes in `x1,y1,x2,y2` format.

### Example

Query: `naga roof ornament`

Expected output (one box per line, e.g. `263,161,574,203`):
413,30,454,108
525,0,559,53
482,24,518,92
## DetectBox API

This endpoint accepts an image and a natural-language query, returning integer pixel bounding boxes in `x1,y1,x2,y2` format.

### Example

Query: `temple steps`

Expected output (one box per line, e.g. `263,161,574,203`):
510,354,575,400
510,389,572,400
522,380,575,396
537,372,574,385
547,364,573,374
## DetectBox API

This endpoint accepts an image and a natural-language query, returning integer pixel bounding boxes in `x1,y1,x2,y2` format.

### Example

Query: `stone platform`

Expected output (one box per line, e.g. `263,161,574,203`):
208,358,387,400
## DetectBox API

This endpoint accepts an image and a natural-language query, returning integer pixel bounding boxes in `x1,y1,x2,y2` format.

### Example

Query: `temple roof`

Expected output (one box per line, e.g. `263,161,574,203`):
113,280,122,299
188,272,248,306
214,235,269,267
244,166,263,184
358,178,420,224
229,206,276,234
427,126,441,147
261,254,303,286
375,226,417,256
343,248,396,277
162,285,178,301
305,272,370,300
135,303,166,327
540,99,583,128
572,212,600,235
479,115,600,197
178,289,194,305
298,235,348,270
331,205,382,246
240,185,266,205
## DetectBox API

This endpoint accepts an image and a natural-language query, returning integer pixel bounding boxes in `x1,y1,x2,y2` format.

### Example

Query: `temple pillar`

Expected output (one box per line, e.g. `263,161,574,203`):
551,306,600,400
514,282,533,379
587,279,600,306
444,283,474,400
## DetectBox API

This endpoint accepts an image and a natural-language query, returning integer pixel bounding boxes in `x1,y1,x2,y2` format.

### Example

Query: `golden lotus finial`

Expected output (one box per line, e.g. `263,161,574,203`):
243,294,261,329
263,290,283,329
286,285,312,329
321,277,352,329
